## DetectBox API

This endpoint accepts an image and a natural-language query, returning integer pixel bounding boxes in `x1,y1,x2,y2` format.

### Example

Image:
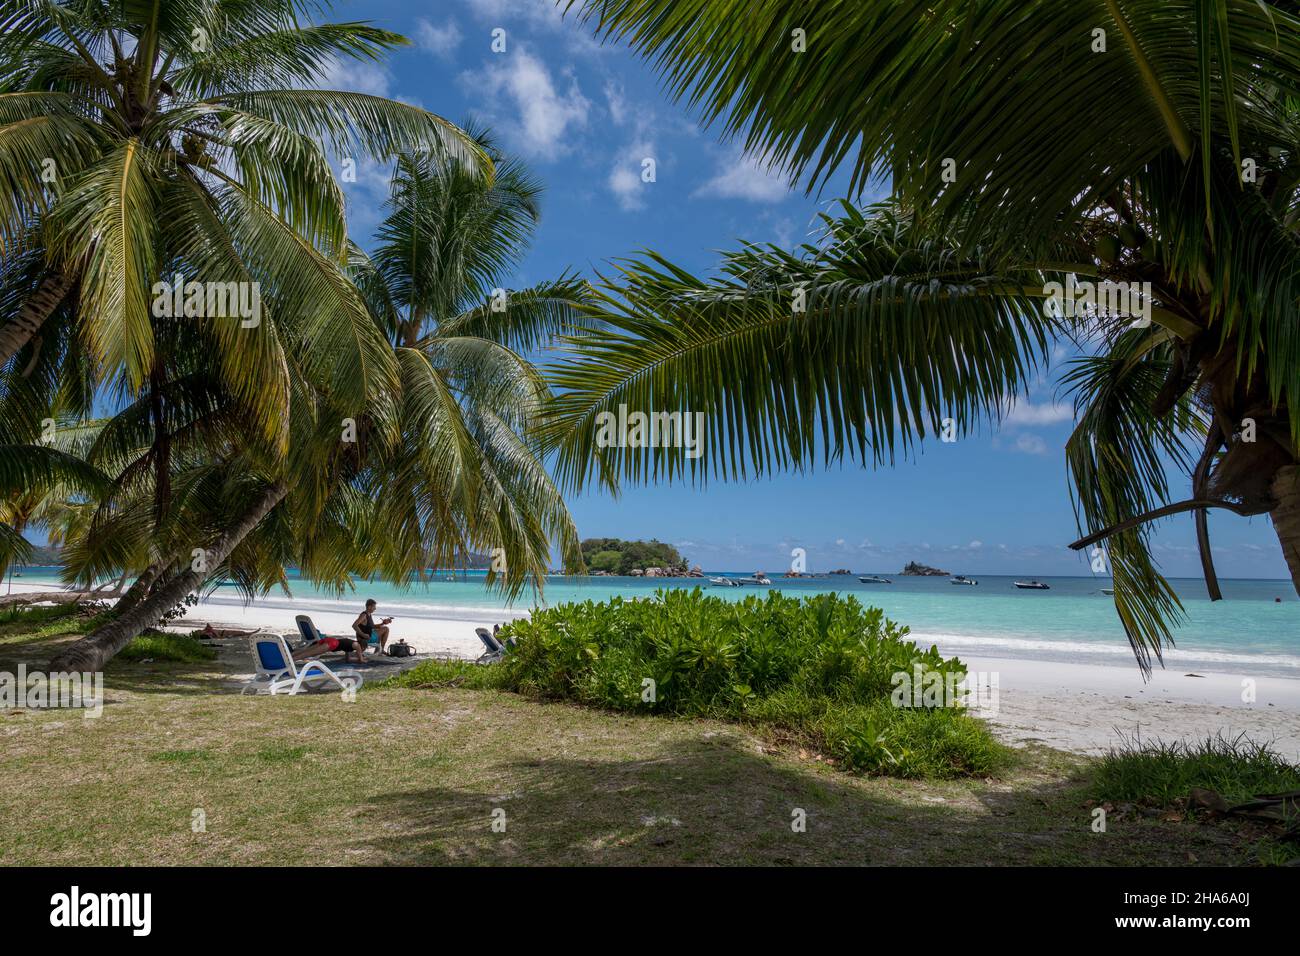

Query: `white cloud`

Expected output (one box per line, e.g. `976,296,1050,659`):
1004,400,1074,427
968,540,983,549
604,80,628,125
771,216,796,248
608,164,646,211
464,48,590,159
607,120,658,211
319,57,395,97
693,147,792,203
1014,433,1048,455
416,19,463,60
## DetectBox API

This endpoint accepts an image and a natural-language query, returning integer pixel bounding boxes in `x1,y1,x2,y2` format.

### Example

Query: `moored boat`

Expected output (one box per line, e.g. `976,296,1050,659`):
1014,580,1050,590
858,575,892,584
950,575,978,586
709,576,741,587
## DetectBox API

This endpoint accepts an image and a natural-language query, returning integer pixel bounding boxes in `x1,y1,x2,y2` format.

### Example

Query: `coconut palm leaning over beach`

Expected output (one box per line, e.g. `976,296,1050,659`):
42,138,590,669
544,0,1300,670
0,1,573,669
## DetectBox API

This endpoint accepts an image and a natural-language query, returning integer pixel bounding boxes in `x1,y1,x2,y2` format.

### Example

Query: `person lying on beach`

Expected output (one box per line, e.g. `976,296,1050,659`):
292,635,365,665
353,599,392,655
201,623,259,640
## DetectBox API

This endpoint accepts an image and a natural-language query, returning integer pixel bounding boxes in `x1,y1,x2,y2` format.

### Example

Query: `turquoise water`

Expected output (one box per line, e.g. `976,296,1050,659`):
10,567,1298,674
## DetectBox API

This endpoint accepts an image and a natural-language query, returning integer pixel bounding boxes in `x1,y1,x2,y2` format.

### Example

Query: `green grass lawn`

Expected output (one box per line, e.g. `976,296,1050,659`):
0,618,1285,866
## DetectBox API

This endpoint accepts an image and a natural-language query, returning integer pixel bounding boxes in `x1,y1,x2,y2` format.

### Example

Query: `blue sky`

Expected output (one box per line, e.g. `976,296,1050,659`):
323,0,1288,579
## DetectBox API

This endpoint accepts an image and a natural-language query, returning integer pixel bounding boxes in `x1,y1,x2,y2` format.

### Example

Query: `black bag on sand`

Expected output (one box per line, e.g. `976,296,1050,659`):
386,640,415,658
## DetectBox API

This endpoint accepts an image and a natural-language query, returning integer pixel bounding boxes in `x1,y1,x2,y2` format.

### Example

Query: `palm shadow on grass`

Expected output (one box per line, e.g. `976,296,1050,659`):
355,734,1250,867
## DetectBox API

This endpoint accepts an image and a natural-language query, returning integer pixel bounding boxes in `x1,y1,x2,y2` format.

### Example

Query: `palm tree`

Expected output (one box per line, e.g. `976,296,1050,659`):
0,0,493,667
41,137,590,671
547,0,1300,669
347,137,587,593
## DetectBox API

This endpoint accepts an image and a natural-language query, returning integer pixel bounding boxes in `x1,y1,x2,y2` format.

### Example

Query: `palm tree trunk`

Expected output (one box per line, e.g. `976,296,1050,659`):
148,362,172,532
48,482,287,672
112,558,171,615
1270,465,1300,595
0,271,73,368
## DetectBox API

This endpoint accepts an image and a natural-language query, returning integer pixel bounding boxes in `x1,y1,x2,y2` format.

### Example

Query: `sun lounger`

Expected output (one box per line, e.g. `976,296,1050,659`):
294,614,378,655
475,627,504,663
241,632,362,695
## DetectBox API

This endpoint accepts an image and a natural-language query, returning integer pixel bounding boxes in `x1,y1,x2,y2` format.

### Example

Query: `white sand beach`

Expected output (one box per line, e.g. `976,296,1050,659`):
962,655,1300,759
8,581,1300,759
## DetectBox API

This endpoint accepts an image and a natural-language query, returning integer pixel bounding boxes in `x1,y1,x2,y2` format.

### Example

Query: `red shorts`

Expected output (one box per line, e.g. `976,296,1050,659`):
320,637,340,652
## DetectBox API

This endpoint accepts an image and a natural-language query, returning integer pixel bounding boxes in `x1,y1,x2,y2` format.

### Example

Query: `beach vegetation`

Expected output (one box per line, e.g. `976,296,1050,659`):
1093,731,1300,807
116,631,217,664
395,589,1009,779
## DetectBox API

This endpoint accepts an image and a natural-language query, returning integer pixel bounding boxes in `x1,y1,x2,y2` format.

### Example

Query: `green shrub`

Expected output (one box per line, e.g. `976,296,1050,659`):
1092,732,1300,807
116,631,218,664
483,589,1006,779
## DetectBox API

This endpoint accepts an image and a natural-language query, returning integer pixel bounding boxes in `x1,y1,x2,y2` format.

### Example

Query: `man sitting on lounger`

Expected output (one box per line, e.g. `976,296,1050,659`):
352,599,392,655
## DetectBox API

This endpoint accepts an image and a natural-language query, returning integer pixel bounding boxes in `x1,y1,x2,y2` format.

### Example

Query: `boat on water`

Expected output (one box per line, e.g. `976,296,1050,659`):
858,575,892,584
709,576,741,587
1014,580,1050,590
1100,587,1114,595
950,575,979,586
737,573,772,586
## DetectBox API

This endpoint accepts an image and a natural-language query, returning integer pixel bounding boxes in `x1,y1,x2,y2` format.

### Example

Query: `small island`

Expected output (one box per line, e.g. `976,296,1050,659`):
899,561,949,576
581,537,703,577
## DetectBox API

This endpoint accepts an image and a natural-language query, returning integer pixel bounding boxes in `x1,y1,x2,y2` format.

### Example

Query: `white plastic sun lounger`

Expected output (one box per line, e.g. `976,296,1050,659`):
241,631,362,695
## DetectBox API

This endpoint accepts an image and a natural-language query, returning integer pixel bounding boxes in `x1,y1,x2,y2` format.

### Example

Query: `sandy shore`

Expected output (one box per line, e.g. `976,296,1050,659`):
7,581,1299,758
181,590,508,660
961,655,1300,759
